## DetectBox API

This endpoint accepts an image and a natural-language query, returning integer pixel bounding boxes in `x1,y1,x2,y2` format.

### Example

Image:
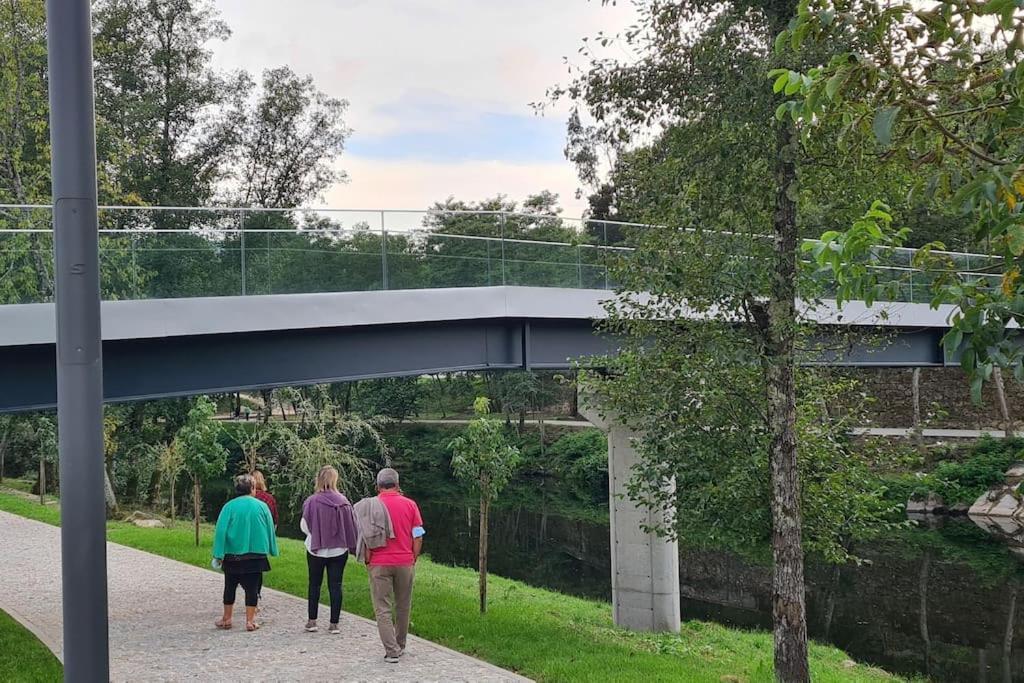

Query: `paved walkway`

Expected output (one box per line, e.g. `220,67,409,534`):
0,511,530,682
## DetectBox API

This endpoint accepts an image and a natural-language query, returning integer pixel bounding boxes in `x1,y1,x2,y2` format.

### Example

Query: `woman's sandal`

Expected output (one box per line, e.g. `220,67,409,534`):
246,621,260,632
215,619,232,630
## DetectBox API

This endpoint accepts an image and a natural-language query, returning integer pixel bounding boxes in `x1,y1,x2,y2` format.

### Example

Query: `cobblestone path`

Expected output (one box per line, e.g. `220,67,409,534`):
0,510,530,682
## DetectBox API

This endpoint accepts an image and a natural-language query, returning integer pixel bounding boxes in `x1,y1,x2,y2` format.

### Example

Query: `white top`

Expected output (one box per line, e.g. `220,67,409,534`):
300,517,348,558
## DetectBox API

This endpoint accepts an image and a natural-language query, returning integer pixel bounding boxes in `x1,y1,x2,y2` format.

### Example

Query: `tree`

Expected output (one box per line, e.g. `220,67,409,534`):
0,0,52,303
176,396,227,545
448,397,521,614
270,393,389,517
157,440,185,521
234,66,349,208
350,378,421,422
93,0,246,209
777,0,1024,399
547,2,918,677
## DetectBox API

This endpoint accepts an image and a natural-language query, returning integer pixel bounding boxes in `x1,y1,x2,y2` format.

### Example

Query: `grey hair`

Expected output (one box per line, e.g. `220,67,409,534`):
376,467,400,489
235,474,254,496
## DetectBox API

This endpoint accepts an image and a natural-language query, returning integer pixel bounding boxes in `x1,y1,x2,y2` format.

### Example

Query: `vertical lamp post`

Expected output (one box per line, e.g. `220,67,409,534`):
45,2,110,681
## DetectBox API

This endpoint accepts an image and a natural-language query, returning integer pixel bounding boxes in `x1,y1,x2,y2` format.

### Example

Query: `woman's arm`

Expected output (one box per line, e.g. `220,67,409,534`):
212,509,228,560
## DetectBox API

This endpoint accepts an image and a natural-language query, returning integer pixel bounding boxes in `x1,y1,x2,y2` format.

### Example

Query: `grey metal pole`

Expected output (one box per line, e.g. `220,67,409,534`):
45,2,109,681
380,211,389,290
239,211,246,296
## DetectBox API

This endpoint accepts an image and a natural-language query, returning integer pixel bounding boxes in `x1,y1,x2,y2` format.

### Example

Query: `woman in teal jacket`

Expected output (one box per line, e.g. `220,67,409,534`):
213,474,279,631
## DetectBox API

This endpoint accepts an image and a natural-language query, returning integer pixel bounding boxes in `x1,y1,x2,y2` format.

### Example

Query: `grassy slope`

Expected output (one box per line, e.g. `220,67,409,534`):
0,491,910,683
0,608,62,683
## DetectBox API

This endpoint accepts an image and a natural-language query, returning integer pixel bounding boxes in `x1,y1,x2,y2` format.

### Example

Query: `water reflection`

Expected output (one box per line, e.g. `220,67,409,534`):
416,496,1023,682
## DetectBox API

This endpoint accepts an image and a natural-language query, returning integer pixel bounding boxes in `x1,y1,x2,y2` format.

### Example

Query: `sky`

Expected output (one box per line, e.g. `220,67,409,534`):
210,0,638,217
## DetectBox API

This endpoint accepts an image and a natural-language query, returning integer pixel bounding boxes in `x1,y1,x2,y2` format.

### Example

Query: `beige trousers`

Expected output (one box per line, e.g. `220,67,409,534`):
368,564,415,657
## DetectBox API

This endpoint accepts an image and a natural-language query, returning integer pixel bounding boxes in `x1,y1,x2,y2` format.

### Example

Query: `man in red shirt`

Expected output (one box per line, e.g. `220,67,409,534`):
366,468,424,663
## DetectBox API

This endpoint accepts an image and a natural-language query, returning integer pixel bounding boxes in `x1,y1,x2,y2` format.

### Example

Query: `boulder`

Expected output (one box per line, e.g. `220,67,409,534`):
968,483,1022,519
132,518,165,529
907,492,946,515
123,510,168,528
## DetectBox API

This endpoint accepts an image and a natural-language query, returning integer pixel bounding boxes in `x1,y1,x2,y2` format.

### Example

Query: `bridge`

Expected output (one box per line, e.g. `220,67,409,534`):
0,206,980,413
0,204,985,639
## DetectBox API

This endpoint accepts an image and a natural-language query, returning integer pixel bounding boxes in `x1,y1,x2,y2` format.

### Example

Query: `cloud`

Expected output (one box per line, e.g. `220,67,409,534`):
347,90,565,162
326,156,587,218
209,0,638,211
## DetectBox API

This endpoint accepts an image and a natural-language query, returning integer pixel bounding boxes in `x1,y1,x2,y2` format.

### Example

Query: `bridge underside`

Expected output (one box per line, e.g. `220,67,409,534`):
0,286,956,413
1,318,616,412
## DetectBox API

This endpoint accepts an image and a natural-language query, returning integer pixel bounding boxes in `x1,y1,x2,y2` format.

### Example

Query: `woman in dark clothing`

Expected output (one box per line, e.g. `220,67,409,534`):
301,465,358,634
213,474,279,632
251,470,278,527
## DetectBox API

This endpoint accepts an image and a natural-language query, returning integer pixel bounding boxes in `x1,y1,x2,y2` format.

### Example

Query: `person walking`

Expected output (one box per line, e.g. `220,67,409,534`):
355,468,425,664
251,470,278,527
212,474,278,632
301,465,358,635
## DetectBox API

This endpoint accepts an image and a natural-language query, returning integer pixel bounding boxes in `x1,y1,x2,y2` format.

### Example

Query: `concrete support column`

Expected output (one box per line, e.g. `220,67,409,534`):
579,400,681,633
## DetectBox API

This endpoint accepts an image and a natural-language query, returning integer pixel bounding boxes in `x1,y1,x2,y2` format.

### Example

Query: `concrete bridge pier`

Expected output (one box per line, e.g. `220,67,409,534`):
579,400,681,633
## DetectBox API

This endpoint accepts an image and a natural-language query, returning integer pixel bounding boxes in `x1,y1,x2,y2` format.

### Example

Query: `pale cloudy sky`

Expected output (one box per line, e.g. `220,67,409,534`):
210,0,638,217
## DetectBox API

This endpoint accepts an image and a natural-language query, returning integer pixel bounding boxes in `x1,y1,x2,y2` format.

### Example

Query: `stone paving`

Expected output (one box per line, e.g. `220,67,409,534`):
0,510,531,682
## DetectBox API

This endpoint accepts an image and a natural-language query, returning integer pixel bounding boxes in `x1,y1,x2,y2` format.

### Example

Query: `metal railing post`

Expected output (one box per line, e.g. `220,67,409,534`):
131,231,138,299
267,231,272,294
577,245,583,288
240,210,246,296
380,211,389,290
500,213,507,286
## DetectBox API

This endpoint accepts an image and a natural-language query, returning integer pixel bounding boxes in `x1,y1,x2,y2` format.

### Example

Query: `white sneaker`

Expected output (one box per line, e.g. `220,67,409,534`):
305,620,318,632
384,655,400,664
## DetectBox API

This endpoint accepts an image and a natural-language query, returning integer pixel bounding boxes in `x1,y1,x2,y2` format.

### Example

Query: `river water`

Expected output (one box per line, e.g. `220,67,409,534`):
412,494,1024,682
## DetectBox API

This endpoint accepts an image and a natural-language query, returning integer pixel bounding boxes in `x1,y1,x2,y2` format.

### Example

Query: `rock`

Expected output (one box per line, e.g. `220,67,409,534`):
907,492,946,515
132,518,165,528
968,485,1022,518
123,510,168,528
842,660,857,669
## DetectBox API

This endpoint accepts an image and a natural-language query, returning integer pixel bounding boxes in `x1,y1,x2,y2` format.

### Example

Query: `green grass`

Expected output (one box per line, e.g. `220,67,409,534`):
0,491,911,683
0,608,62,682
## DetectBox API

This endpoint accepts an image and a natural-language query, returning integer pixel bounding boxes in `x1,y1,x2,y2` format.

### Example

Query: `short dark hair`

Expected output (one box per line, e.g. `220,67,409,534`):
235,474,253,496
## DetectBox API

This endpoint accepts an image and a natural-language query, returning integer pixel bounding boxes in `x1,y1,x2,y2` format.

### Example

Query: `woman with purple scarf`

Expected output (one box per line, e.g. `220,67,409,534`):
301,465,358,634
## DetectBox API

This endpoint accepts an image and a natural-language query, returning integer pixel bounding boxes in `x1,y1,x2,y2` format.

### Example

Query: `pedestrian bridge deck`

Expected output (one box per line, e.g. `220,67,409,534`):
0,285,959,413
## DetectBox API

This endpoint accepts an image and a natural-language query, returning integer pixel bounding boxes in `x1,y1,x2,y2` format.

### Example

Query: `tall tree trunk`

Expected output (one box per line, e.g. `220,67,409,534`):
0,425,8,486
193,478,201,546
479,497,490,614
38,457,45,504
260,389,272,423
912,368,923,445
103,466,119,516
993,366,1013,437
764,119,810,683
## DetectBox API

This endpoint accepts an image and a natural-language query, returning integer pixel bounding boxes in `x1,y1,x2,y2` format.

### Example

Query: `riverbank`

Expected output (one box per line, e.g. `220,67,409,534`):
0,491,906,682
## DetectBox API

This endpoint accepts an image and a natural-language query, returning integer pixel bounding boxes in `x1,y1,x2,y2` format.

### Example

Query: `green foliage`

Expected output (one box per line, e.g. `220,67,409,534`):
268,393,389,516
349,377,421,422
177,396,228,484
448,398,522,503
545,429,608,502
888,437,1024,506
779,0,1024,395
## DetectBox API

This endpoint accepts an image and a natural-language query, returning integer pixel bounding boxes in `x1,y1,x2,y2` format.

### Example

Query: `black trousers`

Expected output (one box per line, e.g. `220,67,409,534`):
223,572,263,608
307,552,348,623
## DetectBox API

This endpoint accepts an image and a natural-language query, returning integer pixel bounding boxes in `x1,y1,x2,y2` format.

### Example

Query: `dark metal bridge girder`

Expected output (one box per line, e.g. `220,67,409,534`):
0,317,949,414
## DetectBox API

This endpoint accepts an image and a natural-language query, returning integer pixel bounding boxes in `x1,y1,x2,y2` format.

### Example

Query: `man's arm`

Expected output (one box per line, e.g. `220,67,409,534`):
412,536,423,562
